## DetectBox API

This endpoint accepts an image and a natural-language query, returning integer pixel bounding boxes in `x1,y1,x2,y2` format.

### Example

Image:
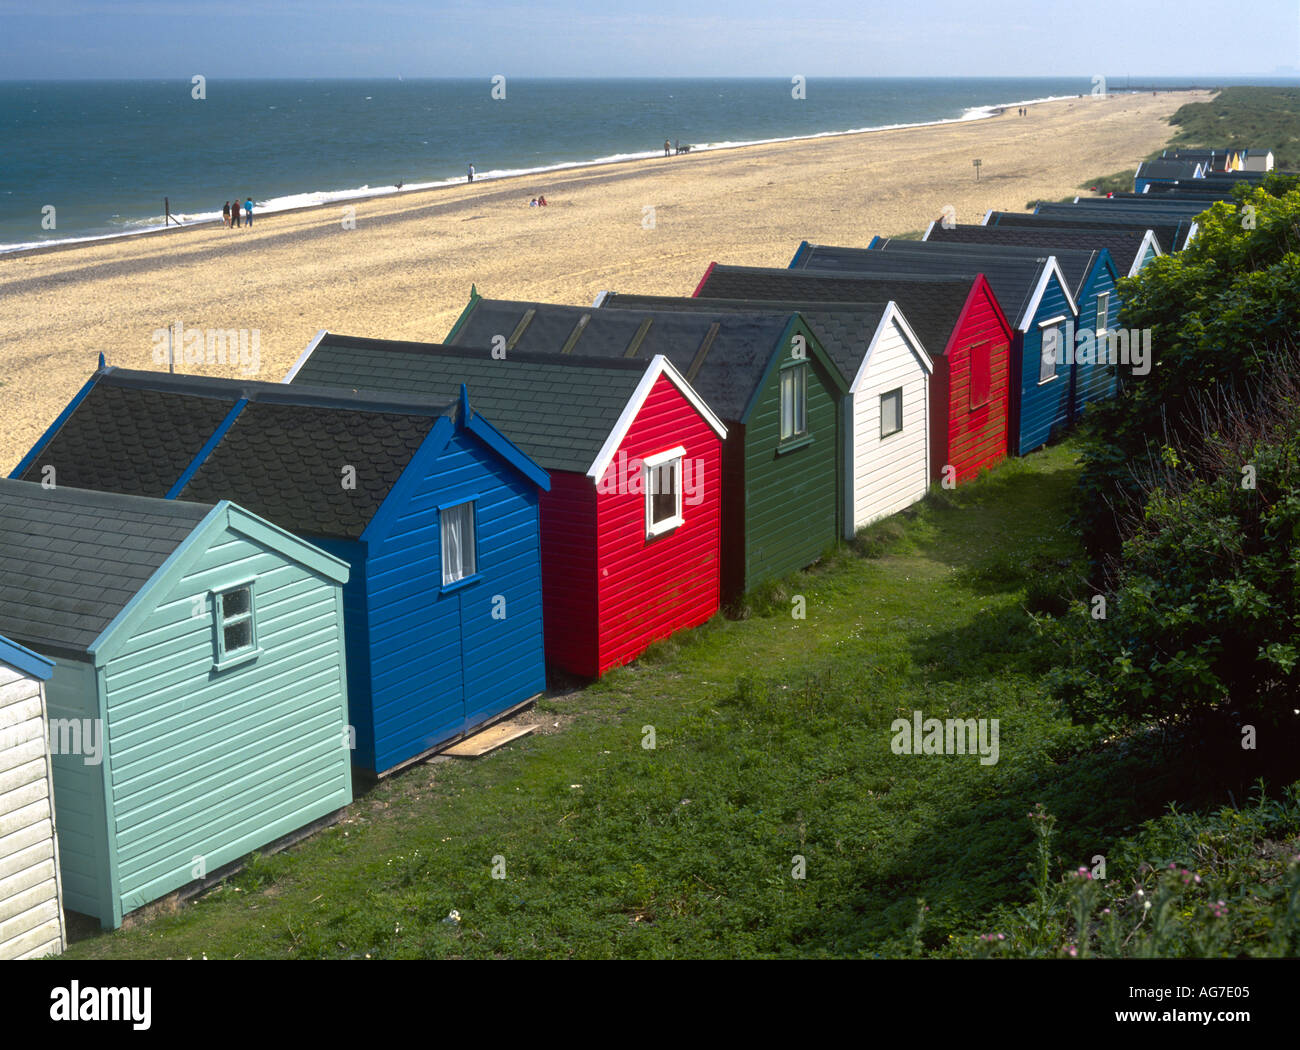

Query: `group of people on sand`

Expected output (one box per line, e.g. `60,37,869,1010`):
1016,107,1029,117
222,198,255,228
529,196,549,208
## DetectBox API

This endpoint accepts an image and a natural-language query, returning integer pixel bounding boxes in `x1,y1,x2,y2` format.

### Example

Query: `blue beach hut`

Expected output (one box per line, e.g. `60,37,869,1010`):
13,368,551,776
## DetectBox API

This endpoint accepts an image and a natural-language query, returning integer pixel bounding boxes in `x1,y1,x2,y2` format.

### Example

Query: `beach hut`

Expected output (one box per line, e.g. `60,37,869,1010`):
594,292,933,536
1134,159,1205,192
692,265,1013,485
872,239,1122,418
0,635,65,957
444,292,849,599
1029,205,1202,248
0,479,353,929
789,243,1079,457
283,333,727,679
1241,149,1275,172
13,369,550,775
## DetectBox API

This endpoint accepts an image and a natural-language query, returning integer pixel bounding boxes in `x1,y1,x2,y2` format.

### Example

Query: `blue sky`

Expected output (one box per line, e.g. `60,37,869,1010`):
2,0,1298,79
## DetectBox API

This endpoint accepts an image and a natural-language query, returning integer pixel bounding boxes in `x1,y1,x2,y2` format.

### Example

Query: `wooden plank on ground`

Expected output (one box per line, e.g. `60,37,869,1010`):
442,722,535,758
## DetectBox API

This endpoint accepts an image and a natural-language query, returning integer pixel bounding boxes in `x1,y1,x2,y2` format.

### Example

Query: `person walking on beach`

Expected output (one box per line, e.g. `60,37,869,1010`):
664,139,671,157
467,163,475,183
222,201,231,228
244,197,253,228
232,198,242,228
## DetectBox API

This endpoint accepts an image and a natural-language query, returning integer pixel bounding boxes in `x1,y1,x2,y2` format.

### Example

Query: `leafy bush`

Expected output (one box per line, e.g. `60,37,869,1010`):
1047,373,1300,729
943,783,1300,958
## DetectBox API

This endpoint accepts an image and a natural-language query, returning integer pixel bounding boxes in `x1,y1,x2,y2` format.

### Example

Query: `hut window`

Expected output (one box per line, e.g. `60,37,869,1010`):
214,583,258,669
780,364,807,441
1095,292,1110,335
643,446,685,538
969,342,990,409
1039,319,1065,384
880,388,903,438
441,500,478,586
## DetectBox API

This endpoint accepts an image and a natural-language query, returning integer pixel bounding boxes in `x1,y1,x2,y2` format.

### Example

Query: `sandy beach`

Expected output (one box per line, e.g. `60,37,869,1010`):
0,90,1208,473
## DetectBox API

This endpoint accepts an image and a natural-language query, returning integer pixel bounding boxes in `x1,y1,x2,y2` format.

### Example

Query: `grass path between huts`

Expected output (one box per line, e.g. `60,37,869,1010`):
62,440,1223,959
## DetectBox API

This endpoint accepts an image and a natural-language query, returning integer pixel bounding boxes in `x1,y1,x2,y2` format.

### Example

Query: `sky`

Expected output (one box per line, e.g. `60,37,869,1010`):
1,0,1298,79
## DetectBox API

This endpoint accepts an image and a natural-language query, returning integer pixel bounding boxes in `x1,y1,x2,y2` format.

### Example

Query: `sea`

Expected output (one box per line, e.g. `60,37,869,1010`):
0,76,1285,253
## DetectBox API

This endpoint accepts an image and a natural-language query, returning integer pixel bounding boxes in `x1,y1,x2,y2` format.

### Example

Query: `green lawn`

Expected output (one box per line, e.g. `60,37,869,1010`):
61,442,1263,959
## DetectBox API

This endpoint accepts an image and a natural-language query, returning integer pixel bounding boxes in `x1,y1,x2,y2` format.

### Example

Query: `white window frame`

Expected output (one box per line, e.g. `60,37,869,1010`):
880,387,903,438
212,580,259,671
1095,292,1110,336
440,499,479,587
1038,316,1067,384
780,364,808,442
643,446,685,539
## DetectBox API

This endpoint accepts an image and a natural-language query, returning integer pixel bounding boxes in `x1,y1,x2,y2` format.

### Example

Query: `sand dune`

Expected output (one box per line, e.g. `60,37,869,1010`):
0,90,1207,472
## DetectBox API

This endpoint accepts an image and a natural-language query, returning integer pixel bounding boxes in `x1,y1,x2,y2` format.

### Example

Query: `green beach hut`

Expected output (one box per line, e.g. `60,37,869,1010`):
0,479,353,929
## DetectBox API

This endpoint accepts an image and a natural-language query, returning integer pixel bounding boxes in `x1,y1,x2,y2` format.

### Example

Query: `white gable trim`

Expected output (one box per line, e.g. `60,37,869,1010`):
981,209,993,225
1018,257,1078,333
1186,221,1200,245
1130,229,1162,276
586,354,727,481
283,329,328,382
848,301,935,393
922,219,935,241
592,290,610,308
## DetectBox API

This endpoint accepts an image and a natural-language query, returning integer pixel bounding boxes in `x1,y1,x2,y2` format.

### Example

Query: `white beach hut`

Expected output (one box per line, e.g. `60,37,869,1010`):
0,634,66,959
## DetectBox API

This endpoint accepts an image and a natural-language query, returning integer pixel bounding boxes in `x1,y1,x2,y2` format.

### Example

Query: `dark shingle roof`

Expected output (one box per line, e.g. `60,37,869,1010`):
18,383,237,497
925,223,1154,276
291,334,651,474
18,368,456,541
448,298,799,419
1136,159,1204,180
696,265,975,357
597,293,893,384
0,479,212,658
794,244,1052,327
871,239,1102,301
987,212,1192,252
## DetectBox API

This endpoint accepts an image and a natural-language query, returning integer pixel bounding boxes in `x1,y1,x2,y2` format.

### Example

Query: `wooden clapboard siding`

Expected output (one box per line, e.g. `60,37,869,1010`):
743,321,842,591
941,281,1013,483
850,319,930,530
0,662,65,959
1014,271,1076,456
43,659,111,926
102,522,350,924
1071,261,1120,415
367,427,546,771
594,373,722,675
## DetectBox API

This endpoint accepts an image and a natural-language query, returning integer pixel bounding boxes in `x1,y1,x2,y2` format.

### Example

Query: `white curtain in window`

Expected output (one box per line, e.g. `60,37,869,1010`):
441,502,476,583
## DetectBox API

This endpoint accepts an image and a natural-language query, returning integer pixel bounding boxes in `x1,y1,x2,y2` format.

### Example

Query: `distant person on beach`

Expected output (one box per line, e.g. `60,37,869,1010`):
232,198,241,227
538,195,547,207
467,164,475,183
530,198,537,207
245,198,253,227
664,140,670,156
222,201,231,228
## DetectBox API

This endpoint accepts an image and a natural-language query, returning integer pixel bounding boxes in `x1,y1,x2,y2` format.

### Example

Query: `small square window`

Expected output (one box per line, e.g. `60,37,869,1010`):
214,583,257,668
441,501,478,585
880,388,903,438
644,447,685,538
780,365,808,441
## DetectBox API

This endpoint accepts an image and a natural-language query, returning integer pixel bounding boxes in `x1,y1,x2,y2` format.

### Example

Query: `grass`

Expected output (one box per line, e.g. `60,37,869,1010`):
1077,170,1136,195
1167,86,1300,171
60,441,1297,958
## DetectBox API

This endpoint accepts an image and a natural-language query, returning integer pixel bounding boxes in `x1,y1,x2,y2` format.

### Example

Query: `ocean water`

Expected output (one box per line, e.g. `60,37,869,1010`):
0,75,1253,252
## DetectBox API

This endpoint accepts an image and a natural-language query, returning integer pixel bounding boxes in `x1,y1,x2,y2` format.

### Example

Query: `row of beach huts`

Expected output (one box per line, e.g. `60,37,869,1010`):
0,159,1274,952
